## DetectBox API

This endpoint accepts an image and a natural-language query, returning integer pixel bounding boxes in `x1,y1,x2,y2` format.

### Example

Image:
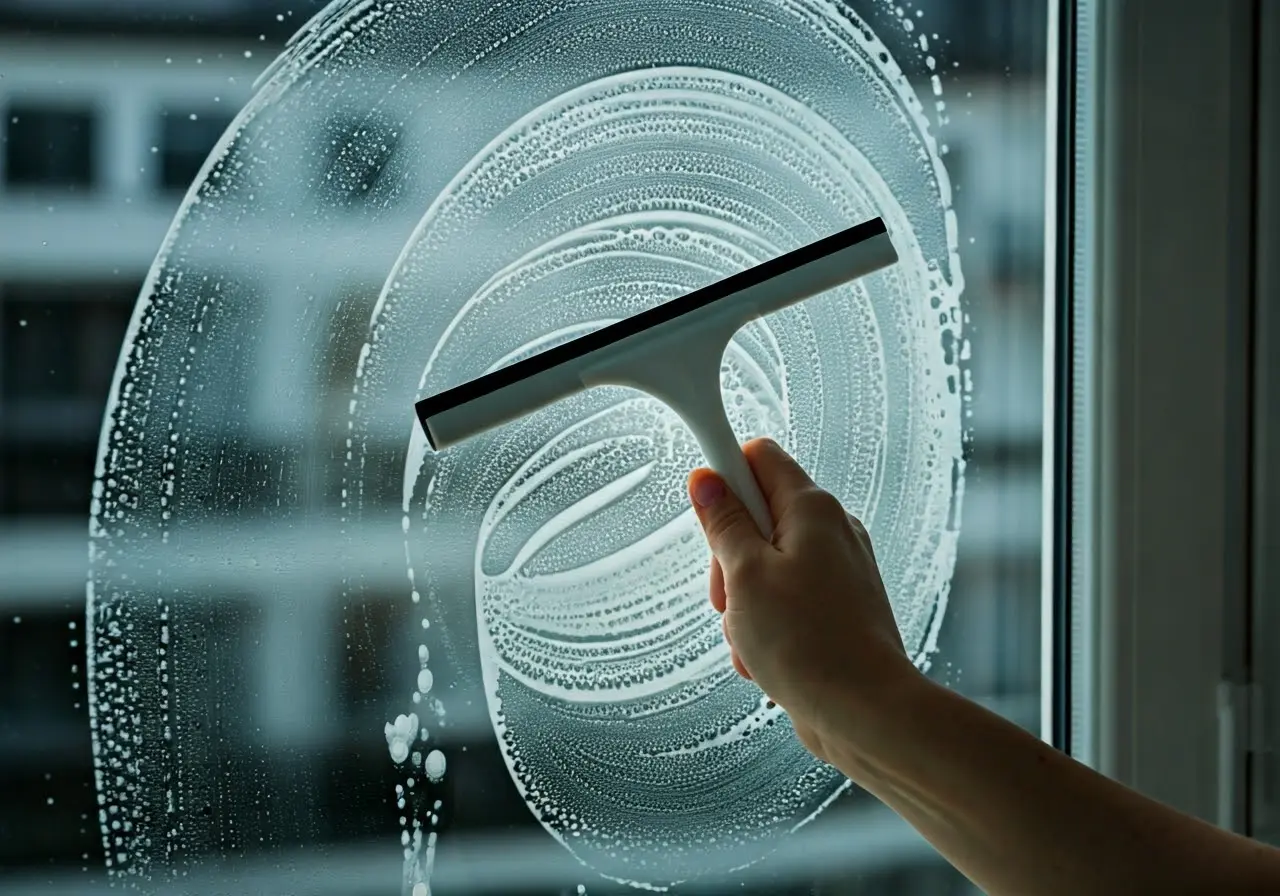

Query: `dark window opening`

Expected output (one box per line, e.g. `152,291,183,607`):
941,144,967,197
3,102,97,190
316,113,401,208
0,607,97,869
157,107,235,193
991,214,1045,287
0,281,136,515
337,592,414,713
0,444,97,516
1,282,135,404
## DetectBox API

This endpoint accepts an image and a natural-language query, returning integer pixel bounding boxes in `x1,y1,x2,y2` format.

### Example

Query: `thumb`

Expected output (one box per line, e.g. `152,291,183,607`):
688,468,766,571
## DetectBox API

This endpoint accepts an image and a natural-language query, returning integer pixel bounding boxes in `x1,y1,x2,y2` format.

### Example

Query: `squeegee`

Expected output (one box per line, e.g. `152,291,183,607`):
414,216,898,538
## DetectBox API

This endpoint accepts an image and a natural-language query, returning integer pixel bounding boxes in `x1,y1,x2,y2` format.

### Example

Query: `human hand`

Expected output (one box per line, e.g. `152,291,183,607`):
687,438,921,764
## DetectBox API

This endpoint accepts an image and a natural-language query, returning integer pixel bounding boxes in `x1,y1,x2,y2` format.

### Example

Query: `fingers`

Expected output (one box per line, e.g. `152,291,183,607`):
692,488,751,683
740,439,875,563
708,556,727,614
723,616,752,680
688,468,767,573
689,453,779,688
742,438,819,519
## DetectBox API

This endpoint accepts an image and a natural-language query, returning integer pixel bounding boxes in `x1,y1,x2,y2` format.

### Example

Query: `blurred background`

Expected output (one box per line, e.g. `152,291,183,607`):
0,0,1049,893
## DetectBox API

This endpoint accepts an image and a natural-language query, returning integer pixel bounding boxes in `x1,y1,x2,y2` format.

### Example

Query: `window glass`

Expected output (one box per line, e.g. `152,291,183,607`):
0,1,1052,893
1,283,134,401
3,102,97,190
315,112,404,208
157,107,237,192
0,283,135,516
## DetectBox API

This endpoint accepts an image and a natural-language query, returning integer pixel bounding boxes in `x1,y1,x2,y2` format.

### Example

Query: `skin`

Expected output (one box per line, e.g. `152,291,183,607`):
687,437,1280,896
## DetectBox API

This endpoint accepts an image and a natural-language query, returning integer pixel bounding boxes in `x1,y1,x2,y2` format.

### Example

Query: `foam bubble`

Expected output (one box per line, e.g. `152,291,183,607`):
386,713,420,765
424,749,446,782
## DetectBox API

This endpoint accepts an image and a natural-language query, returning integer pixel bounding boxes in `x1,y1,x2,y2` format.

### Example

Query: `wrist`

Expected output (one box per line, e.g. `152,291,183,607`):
811,657,937,783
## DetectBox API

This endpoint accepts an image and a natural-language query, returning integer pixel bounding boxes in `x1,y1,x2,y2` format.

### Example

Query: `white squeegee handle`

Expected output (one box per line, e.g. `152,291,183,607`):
585,338,775,536
584,227,900,539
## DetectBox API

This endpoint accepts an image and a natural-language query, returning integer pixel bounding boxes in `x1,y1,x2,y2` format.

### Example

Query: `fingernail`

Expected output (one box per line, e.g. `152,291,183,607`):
692,475,725,508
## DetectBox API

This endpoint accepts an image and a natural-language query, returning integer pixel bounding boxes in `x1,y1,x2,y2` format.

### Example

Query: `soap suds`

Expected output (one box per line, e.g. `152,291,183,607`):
424,749,446,782
370,9,962,891
386,713,420,765
85,0,964,892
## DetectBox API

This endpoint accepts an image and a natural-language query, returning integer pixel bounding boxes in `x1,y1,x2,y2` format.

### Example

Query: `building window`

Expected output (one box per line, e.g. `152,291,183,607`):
2,102,97,191
942,144,968,198
157,108,236,193
315,113,401,208
0,282,135,515
0,445,98,516
1,283,134,403
991,213,1045,287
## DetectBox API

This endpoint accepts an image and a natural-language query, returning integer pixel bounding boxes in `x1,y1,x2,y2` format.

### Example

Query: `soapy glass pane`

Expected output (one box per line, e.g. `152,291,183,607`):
71,0,1045,892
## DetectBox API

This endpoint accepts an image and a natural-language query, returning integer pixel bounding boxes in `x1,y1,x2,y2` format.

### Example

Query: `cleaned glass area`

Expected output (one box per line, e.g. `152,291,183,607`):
0,1,1051,893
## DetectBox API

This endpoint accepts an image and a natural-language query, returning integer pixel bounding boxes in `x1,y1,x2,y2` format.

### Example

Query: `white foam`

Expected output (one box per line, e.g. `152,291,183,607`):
385,50,963,888
84,0,966,889
424,749,446,782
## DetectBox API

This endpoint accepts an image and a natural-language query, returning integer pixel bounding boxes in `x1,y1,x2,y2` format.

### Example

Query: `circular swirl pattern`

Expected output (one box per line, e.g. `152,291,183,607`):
87,0,964,892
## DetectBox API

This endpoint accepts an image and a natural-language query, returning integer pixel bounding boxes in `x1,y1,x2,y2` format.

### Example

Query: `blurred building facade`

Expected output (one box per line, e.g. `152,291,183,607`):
0,1,1048,893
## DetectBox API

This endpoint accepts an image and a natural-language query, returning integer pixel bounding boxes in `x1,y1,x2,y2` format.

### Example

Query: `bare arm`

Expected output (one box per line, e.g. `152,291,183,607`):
822,671,1280,896
686,437,1280,896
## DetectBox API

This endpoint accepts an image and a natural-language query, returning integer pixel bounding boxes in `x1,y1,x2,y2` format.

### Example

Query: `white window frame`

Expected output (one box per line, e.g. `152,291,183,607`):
1070,0,1262,830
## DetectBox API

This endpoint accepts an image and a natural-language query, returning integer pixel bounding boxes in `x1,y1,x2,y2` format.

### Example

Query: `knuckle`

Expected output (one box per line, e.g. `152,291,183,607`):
704,504,752,545
732,546,766,579
794,487,846,521
846,513,877,556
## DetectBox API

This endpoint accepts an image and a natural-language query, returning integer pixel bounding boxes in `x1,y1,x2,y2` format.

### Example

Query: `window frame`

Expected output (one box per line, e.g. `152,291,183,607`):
1250,0,1280,843
1045,0,1071,752
1067,0,1260,830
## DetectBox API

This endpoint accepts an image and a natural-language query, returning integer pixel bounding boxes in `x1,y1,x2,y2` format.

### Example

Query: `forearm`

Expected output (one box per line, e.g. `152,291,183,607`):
822,673,1280,896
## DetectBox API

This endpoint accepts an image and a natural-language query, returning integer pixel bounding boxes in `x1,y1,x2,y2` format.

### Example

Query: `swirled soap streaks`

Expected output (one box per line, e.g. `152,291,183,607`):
86,0,964,892
380,59,961,892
